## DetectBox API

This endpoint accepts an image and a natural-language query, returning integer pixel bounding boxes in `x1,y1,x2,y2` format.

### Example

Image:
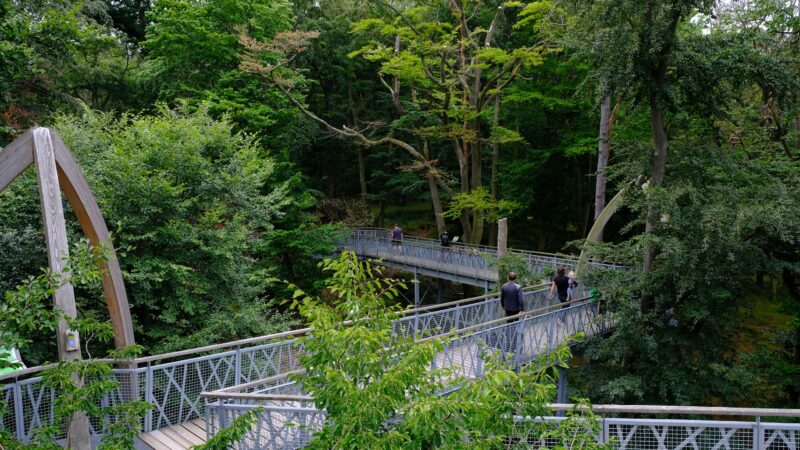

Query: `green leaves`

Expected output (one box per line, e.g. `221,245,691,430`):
55,106,299,352
282,251,598,448
444,187,520,222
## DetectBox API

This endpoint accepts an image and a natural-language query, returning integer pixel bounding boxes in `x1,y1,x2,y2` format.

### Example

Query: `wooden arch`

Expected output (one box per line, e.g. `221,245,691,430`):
0,128,135,354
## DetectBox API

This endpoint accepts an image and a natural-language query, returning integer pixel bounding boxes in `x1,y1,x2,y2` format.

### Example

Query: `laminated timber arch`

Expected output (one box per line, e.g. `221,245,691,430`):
0,127,135,351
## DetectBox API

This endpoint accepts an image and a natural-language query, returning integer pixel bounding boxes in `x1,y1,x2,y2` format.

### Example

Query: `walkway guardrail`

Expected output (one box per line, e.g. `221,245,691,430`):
342,228,627,284
202,296,607,448
204,396,800,450
0,284,557,442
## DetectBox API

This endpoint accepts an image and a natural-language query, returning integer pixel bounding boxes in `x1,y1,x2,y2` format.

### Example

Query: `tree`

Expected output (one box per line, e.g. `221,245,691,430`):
282,251,608,448
53,106,299,353
0,0,138,144
0,240,151,449
239,0,559,243
564,0,715,309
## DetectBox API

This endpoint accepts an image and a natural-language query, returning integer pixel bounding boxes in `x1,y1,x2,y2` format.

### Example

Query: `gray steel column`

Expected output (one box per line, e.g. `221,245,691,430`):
414,267,420,309
556,368,568,416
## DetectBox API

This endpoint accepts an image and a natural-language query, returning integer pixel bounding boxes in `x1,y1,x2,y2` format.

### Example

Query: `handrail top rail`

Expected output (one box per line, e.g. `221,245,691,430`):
203,294,598,395
0,283,549,380
199,393,800,418
351,227,574,259
349,227,628,267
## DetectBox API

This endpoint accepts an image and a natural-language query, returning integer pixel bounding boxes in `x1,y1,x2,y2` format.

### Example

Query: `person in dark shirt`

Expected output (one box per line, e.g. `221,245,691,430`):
549,266,569,325
439,229,451,262
500,272,524,317
390,225,403,254
500,272,524,358
439,229,450,247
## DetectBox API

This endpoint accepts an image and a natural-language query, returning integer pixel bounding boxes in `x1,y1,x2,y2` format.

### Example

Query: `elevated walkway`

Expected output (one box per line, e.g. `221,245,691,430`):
340,228,625,287
0,283,559,448
200,295,607,449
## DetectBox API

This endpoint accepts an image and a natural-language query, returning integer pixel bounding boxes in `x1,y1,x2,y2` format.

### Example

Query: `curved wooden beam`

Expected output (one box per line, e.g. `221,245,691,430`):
0,128,135,350
576,188,625,277
0,128,34,192
50,131,136,349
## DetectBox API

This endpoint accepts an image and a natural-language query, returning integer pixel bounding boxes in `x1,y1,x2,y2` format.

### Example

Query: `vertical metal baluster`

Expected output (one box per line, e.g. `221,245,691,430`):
753,416,761,450
235,344,243,387
12,378,24,442
145,362,153,432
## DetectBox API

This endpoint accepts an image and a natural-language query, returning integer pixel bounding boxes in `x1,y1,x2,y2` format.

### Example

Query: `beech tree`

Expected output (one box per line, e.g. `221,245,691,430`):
239,0,559,242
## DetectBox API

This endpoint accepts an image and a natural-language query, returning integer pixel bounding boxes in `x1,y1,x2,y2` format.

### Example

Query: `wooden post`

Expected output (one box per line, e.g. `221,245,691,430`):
497,218,508,285
497,218,508,259
32,128,91,450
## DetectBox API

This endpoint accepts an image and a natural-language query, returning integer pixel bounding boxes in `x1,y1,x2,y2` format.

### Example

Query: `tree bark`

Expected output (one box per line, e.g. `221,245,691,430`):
423,141,446,234
595,93,612,241
642,95,668,312
347,80,368,201
357,148,367,202
489,94,501,246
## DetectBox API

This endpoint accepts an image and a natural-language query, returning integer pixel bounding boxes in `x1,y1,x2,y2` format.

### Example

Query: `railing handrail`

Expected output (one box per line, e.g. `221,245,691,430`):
200,393,800,418
201,293,595,396
0,283,549,381
351,227,572,259
547,403,800,418
348,227,628,268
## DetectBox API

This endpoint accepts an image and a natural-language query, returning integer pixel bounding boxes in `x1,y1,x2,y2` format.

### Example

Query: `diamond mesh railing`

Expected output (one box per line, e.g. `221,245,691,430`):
0,284,557,442
342,228,627,284
201,296,609,448
204,395,800,450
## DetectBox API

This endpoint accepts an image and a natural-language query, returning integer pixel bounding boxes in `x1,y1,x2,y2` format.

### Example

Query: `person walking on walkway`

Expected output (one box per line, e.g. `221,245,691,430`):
567,270,578,301
390,224,403,254
549,266,569,325
500,272,524,358
439,229,451,262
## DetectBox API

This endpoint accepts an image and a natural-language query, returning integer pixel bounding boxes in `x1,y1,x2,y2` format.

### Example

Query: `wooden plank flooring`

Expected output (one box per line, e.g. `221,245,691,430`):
138,418,208,450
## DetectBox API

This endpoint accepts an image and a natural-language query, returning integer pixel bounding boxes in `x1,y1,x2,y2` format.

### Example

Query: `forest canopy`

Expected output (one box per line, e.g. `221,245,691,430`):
0,0,798,412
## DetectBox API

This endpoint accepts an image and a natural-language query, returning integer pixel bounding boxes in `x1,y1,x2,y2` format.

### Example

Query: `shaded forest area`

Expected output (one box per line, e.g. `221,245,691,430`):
1,0,799,409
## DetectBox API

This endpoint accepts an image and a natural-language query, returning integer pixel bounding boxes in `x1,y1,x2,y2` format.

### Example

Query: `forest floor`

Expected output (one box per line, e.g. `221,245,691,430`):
736,287,792,353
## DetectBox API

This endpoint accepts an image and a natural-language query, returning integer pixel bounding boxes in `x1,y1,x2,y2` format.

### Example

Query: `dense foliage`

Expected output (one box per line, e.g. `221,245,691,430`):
0,0,799,426
286,252,607,449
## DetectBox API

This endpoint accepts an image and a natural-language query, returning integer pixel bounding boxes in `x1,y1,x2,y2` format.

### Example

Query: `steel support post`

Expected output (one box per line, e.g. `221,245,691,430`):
556,368,569,415
414,267,420,309
13,380,24,442
235,345,242,386
753,416,761,450
145,363,154,432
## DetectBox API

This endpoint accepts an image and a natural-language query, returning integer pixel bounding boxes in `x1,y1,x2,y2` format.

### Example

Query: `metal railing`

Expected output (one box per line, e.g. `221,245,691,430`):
202,296,608,448
204,397,800,450
0,285,558,442
342,228,627,283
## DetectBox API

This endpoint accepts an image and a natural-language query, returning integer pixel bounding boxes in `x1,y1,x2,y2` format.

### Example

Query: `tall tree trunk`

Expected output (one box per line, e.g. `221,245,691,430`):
469,137,484,244
595,93,612,240
377,200,385,228
357,148,367,202
489,94,501,246
642,94,668,313
453,139,472,239
423,141,446,234
347,80,368,201
795,114,800,152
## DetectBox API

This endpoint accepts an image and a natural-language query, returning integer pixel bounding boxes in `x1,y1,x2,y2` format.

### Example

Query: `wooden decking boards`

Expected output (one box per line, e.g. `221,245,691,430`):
137,418,208,450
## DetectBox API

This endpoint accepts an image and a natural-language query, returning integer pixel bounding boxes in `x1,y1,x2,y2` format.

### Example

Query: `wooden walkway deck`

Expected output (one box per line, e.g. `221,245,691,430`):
137,418,207,449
